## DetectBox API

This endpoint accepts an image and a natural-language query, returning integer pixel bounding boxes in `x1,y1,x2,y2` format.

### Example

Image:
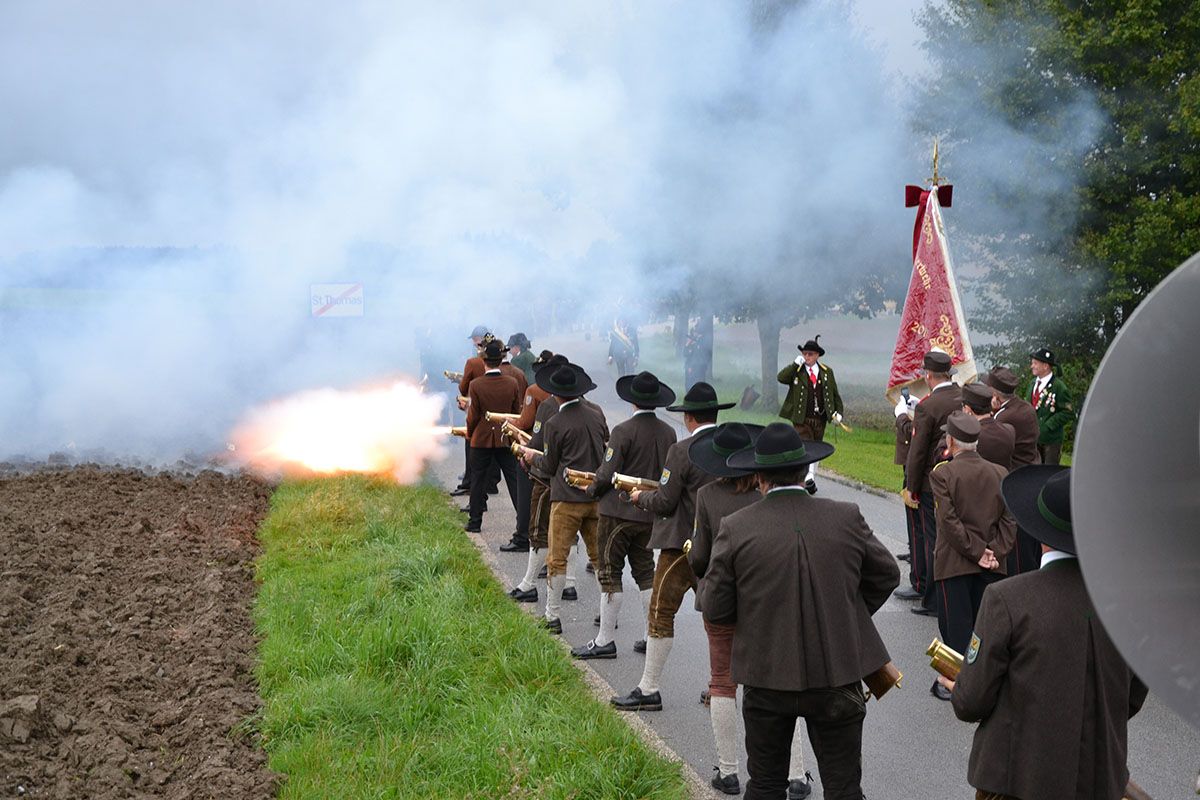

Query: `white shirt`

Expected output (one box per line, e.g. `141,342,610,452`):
1033,372,1053,397
1040,549,1076,569
930,380,955,393
767,485,806,495
692,422,717,436
484,368,501,375
808,364,819,382
558,398,581,410
632,409,657,417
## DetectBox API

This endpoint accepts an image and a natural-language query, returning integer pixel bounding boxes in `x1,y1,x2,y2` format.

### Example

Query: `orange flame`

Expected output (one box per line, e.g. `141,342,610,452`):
229,378,448,483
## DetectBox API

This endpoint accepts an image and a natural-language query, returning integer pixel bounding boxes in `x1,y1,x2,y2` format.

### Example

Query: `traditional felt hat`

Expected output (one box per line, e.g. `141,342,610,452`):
941,410,981,443
921,350,955,374
507,332,531,350
534,362,596,399
468,324,490,340
798,335,826,356
482,339,507,364
688,422,765,478
1029,347,1056,366
1001,465,1074,554
665,381,735,412
962,383,994,414
983,366,1020,395
726,421,834,471
532,349,555,368
615,371,676,408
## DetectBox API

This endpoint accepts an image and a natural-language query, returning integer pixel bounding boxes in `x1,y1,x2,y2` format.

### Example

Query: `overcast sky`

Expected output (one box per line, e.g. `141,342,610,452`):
851,0,929,77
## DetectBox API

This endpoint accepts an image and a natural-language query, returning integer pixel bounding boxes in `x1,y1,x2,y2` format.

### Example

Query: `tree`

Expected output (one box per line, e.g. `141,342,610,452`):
916,0,1200,389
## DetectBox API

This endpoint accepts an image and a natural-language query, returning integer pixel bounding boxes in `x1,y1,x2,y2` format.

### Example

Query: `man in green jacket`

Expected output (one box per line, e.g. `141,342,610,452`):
776,335,843,494
1028,347,1074,465
507,333,537,384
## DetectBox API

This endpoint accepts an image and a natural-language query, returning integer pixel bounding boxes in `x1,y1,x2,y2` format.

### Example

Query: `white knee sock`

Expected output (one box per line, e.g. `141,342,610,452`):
518,548,541,592
546,575,565,621
637,636,673,694
710,696,739,777
565,545,578,588
638,588,652,638
596,592,622,647
788,722,807,778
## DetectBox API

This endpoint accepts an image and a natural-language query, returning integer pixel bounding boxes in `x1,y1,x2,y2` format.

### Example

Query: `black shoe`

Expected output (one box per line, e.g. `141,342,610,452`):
700,689,710,707
911,605,938,617
931,679,952,701
449,486,470,497
786,774,813,799
893,586,923,600
897,552,911,562
585,561,595,573
508,586,537,603
571,639,617,659
463,523,482,533
460,504,485,513
711,769,741,795
562,587,578,601
537,565,548,579
540,617,562,635
633,639,646,653
499,540,529,552
610,687,662,711
804,478,817,495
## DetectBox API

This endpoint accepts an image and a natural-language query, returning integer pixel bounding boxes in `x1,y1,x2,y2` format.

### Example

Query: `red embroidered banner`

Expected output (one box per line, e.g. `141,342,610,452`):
887,184,976,401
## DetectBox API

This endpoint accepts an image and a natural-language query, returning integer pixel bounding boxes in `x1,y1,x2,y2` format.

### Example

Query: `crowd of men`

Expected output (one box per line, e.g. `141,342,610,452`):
443,325,1144,800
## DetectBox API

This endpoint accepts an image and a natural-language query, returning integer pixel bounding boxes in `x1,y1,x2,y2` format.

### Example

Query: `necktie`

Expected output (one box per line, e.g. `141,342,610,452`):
809,367,818,387
1032,380,1042,407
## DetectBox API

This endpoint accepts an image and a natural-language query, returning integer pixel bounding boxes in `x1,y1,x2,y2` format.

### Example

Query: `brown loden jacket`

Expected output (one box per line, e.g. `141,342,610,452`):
905,383,963,495
976,416,1016,471
499,362,528,397
701,488,899,691
587,410,676,524
689,479,760,611
929,452,1017,581
635,425,718,551
953,559,1147,800
993,397,1040,469
458,356,486,397
530,399,608,503
517,384,551,432
465,371,521,449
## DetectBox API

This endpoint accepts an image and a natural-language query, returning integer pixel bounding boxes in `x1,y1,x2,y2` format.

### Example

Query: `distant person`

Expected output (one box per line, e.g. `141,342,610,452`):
610,382,733,712
1028,347,1074,466
450,325,491,498
961,382,1015,471
776,335,844,494
927,412,1015,702
945,466,1147,800
683,324,713,391
899,350,962,616
571,371,677,660
701,423,899,800
983,366,1042,576
507,333,537,384
463,339,524,534
607,317,639,375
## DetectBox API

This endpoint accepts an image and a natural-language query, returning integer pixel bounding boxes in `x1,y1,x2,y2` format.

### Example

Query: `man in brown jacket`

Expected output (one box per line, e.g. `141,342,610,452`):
610,382,733,711
518,362,607,635
928,412,1016,702
984,366,1043,575
464,339,524,534
946,466,1147,800
701,423,899,800
900,351,962,615
961,383,1015,471
572,371,677,660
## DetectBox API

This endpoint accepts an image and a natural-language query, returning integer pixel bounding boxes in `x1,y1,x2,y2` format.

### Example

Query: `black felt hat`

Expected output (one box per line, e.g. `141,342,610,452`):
1029,347,1056,367
798,335,825,356
962,383,994,414
482,339,508,364
726,421,834,471
921,350,955,374
940,410,981,443
534,362,596,399
1001,465,1074,555
688,422,765,478
665,381,735,412
532,349,555,369
615,371,676,408
983,366,1020,395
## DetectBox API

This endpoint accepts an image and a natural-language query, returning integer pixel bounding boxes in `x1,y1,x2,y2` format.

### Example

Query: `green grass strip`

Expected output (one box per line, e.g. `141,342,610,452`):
254,476,689,800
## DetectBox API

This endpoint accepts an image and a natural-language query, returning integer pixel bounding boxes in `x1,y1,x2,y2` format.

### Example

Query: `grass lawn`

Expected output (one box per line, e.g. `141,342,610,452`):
253,476,689,800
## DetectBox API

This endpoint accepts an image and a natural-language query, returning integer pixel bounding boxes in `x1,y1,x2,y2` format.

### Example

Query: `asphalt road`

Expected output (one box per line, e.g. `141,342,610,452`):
429,332,1198,797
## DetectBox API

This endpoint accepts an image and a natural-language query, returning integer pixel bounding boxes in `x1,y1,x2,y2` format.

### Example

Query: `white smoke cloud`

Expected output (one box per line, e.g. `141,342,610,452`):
0,0,1091,460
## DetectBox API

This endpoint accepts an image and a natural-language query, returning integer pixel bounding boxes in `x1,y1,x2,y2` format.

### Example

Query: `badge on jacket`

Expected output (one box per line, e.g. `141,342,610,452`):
604,447,613,462
533,421,542,433
526,395,533,405
660,468,671,485
967,633,981,664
